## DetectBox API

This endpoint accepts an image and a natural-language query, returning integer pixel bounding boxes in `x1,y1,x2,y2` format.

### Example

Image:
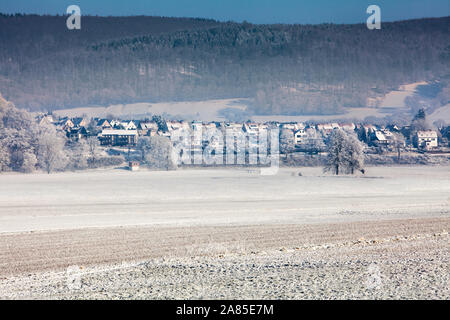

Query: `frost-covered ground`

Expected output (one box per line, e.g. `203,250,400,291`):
0,166,449,299
0,166,449,233
0,219,448,299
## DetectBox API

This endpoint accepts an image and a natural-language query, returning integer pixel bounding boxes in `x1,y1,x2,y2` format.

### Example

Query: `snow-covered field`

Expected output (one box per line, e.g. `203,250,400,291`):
0,166,449,299
0,166,449,233
52,81,450,124
52,98,248,121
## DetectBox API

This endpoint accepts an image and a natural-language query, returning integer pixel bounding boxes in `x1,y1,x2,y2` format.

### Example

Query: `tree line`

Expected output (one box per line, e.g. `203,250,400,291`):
0,14,448,115
0,94,127,173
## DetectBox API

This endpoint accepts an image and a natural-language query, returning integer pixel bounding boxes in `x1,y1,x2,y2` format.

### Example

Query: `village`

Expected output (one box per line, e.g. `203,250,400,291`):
35,111,450,168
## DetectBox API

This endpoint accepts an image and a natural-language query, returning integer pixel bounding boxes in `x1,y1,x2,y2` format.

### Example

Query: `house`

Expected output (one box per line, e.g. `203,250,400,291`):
157,130,171,138
243,123,269,144
96,119,111,129
167,121,190,132
205,134,224,151
294,128,307,145
191,121,203,132
57,117,75,132
316,123,334,135
362,124,377,134
120,120,137,130
243,123,260,137
109,120,121,128
295,122,306,130
223,122,244,132
243,122,259,131
37,114,55,126
100,129,138,146
340,123,356,131
280,123,297,131
381,128,394,138
372,130,389,146
203,122,218,130
67,127,88,141
331,123,340,129
297,127,325,153
72,117,89,128
138,122,158,136
415,130,438,149
387,124,401,132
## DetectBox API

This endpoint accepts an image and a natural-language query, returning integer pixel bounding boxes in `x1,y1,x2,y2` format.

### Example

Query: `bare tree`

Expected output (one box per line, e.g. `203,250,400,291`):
37,125,67,173
138,136,176,170
391,132,406,163
324,130,347,175
68,139,89,170
344,133,365,174
279,129,295,158
137,136,152,162
324,130,364,175
0,140,10,171
86,136,100,167
21,151,38,173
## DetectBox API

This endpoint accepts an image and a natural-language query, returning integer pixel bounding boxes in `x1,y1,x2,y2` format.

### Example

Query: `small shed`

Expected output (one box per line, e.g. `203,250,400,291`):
129,161,140,171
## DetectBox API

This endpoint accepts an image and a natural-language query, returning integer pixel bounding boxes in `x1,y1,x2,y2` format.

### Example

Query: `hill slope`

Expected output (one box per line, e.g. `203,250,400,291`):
0,14,449,115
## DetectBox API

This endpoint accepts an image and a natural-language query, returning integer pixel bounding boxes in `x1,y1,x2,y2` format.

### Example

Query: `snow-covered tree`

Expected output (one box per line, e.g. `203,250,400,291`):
86,136,100,167
0,94,41,172
0,141,10,171
138,136,176,170
391,132,406,163
279,129,295,156
324,129,348,175
137,136,152,162
36,124,68,173
67,139,89,170
410,108,432,134
21,151,38,173
1,128,37,172
344,133,365,174
324,129,365,175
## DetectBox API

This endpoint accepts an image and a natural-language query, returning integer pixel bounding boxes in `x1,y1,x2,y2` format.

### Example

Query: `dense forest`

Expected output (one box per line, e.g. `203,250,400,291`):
0,14,449,115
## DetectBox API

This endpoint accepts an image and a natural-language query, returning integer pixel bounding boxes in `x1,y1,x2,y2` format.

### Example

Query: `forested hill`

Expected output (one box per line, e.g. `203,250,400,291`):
0,14,449,115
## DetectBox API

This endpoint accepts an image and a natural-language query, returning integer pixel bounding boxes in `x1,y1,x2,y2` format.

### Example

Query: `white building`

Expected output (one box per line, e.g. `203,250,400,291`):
100,129,138,146
416,130,438,149
373,130,389,146
294,128,307,145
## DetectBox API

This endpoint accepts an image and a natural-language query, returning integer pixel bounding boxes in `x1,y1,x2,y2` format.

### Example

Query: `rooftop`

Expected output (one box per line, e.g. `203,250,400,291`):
101,129,138,136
